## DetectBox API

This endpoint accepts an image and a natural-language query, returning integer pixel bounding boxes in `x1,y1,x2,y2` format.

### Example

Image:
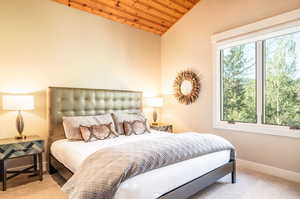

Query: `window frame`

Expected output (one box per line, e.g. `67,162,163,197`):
212,8,300,138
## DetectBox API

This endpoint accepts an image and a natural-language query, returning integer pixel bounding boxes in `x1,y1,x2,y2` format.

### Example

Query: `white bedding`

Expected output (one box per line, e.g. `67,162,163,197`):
51,131,231,199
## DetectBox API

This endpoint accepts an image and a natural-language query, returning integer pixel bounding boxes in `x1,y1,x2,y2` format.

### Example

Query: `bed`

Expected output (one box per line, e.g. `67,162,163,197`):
47,87,236,199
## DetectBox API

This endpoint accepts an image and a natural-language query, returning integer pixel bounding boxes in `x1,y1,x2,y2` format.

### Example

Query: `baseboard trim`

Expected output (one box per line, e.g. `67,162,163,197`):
237,159,300,183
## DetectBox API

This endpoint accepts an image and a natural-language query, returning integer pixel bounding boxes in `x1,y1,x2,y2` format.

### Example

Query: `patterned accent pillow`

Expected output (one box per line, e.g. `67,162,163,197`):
80,123,118,142
123,120,151,136
63,114,116,140
112,112,150,135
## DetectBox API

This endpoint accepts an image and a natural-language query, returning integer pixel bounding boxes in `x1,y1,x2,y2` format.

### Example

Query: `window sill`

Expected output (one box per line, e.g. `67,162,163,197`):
213,122,300,139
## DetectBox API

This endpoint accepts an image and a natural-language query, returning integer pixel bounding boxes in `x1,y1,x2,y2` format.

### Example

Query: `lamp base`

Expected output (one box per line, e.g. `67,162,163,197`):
15,135,27,140
16,111,26,140
153,109,158,125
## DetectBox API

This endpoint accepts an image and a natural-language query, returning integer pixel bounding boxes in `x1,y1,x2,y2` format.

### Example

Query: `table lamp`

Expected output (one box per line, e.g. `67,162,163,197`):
145,97,163,125
2,95,34,139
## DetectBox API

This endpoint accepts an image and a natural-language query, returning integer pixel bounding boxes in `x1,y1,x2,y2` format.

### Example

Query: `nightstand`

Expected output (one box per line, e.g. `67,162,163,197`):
150,123,173,133
0,135,44,191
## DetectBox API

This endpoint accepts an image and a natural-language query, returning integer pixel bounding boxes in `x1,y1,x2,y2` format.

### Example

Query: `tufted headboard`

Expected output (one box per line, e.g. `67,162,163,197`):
48,87,143,146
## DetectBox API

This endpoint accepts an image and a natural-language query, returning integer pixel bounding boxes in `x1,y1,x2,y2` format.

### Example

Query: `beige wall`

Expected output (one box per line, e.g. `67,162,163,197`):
0,0,161,144
161,0,300,173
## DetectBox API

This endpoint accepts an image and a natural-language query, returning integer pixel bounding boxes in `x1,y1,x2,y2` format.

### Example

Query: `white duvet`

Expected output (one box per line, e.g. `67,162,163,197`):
51,131,231,199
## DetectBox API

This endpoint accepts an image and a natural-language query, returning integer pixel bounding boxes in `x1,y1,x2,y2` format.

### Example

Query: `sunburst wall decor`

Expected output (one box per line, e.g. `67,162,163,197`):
173,70,201,105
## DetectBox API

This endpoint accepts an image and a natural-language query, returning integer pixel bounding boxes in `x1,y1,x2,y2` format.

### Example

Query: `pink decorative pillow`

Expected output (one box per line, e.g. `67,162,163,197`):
80,123,118,142
62,114,116,140
123,120,151,136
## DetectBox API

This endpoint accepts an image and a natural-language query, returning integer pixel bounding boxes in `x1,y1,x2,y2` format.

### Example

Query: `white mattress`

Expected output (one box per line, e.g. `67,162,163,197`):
51,131,231,199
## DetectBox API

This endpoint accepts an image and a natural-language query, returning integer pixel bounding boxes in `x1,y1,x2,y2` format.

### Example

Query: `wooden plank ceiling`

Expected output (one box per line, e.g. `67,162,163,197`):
53,0,201,35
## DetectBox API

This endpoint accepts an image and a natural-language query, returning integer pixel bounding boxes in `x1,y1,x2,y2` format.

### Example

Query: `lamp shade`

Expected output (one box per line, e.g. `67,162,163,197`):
145,97,163,108
2,95,34,111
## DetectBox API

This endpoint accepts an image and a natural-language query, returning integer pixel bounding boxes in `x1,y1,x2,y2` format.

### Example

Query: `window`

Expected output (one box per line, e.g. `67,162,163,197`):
212,9,300,138
264,32,300,127
221,43,257,123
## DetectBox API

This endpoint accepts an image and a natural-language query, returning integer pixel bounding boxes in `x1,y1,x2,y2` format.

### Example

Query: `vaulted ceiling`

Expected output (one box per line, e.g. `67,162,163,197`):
53,0,201,35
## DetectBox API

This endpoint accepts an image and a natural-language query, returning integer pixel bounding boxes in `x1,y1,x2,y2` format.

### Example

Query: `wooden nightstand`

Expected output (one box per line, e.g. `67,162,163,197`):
150,123,173,133
0,135,44,191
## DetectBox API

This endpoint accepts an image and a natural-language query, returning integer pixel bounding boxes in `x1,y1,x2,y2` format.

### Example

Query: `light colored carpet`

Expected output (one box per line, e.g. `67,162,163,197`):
0,168,299,199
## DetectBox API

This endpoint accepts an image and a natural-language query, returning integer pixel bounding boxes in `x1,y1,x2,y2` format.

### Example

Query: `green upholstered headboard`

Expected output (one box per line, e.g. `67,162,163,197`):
48,87,143,146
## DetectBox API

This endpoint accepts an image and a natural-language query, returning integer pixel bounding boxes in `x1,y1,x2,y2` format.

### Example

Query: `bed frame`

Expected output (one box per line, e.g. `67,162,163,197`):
48,86,236,199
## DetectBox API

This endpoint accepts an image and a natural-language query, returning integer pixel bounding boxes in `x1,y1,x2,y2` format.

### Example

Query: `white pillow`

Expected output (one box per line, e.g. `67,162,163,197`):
112,112,149,135
62,114,116,140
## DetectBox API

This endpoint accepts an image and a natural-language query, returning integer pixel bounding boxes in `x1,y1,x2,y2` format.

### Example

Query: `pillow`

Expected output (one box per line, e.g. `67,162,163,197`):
123,120,150,136
62,114,116,140
112,112,150,135
80,123,118,142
